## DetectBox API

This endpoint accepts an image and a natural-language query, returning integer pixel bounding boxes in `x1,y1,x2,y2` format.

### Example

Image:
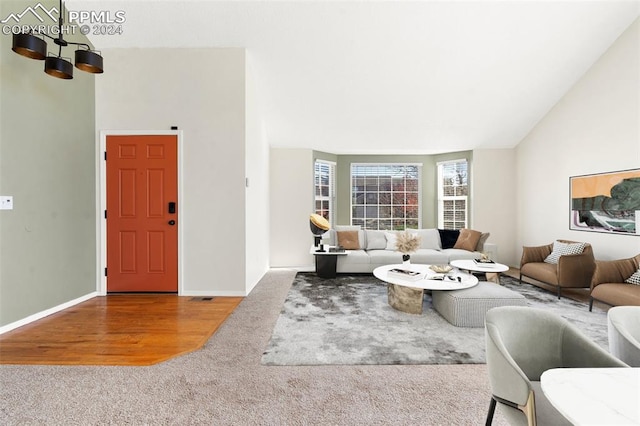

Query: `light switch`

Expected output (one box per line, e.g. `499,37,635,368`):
0,196,13,210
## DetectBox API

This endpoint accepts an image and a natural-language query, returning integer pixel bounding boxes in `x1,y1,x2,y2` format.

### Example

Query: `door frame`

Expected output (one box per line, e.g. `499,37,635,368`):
97,130,184,295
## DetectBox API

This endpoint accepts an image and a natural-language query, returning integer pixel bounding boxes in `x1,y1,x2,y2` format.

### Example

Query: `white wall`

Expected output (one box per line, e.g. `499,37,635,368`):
96,48,250,295
245,55,270,292
269,148,314,268
516,18,640,261
471,149,518,266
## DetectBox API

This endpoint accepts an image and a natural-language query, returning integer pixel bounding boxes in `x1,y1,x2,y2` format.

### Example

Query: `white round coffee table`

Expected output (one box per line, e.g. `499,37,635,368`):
449,259,509,284
373,264,478,314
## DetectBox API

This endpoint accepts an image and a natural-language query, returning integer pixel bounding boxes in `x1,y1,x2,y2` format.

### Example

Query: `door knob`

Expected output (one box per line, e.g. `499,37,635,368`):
168,220,176,226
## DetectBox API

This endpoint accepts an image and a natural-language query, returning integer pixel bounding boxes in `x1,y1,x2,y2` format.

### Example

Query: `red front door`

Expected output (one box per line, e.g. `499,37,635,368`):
106,135,178,292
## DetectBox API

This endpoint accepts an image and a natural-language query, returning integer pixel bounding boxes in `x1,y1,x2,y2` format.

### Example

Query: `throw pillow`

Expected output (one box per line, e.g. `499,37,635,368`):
411,229,441,250
625,268,640,285
365,230,387,250
476,232,490,252
334,225,365,248
438,229,460,250
384,232,398,251
544,241,586,264
337,231,360,250
453,229,482,251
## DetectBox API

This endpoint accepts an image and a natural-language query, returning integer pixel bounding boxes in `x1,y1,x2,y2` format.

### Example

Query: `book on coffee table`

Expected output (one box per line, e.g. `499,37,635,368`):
388,268,423,281
474,258,495,265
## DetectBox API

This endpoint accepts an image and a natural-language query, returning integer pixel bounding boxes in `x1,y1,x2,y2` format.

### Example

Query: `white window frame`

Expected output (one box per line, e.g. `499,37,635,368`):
350,163,422,230
314,160,336,226
437,159,468,229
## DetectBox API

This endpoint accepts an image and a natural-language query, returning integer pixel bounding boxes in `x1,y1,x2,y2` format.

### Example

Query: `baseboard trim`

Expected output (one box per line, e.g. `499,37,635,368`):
0,292,99,335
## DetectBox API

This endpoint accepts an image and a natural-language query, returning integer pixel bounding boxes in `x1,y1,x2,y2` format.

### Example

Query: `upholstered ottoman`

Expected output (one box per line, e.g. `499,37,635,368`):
432,281,526,327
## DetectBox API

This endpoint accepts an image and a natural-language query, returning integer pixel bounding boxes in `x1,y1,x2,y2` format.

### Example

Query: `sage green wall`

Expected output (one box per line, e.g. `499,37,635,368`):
335,152,472,228
313,150,338,163
313,150,339,175
0,1,97,327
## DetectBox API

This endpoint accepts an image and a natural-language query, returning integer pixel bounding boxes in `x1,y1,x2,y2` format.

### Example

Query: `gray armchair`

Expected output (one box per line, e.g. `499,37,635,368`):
485,306,627,426
608,306,640,367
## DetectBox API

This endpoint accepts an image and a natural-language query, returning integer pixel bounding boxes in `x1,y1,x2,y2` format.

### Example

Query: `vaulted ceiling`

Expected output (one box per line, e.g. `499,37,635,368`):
69,0,639,154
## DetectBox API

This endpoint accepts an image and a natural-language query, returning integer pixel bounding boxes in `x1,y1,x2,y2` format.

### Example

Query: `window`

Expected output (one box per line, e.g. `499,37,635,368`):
351,164,421,230
437,160,468,229
314,160,336,225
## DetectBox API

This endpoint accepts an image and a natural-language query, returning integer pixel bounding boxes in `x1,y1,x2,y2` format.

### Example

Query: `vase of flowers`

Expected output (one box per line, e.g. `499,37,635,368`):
395,231,421,265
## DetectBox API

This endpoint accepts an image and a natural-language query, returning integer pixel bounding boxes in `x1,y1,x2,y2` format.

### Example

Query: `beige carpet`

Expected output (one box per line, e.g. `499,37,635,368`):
0,270,508,425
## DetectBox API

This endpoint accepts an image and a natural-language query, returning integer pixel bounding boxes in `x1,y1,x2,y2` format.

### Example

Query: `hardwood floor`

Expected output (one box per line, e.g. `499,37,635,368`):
0,295,243,366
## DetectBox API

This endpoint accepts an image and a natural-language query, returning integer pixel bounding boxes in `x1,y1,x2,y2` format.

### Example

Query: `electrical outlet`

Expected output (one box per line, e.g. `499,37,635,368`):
0,196,13,210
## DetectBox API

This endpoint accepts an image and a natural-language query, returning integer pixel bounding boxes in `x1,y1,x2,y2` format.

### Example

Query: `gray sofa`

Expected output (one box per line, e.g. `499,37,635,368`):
323,227,494,274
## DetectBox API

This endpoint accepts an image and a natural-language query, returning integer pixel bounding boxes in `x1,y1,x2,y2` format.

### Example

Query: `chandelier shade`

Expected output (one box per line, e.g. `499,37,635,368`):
12,33,47,60
9,0,104,80
45,56,73,79
75,49,104,73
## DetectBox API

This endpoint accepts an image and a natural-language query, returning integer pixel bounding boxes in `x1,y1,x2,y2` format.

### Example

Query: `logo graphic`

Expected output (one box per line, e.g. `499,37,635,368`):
1,3,57,24
2,2,126,37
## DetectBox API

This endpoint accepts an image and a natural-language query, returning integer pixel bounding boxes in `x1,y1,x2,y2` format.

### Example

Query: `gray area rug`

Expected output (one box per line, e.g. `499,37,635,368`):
261,273,607,366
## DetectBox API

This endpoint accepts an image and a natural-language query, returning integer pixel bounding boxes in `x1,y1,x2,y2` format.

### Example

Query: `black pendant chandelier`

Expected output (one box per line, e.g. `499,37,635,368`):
11,0,103,79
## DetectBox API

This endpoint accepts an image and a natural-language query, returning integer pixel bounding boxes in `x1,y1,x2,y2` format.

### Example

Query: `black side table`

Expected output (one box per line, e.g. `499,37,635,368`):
311,247,348,278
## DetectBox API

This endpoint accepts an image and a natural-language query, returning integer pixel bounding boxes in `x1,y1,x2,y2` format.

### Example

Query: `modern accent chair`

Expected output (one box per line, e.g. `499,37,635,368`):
519,240,595,299
484,306,627,426
589,254,640,311
608,306,640,367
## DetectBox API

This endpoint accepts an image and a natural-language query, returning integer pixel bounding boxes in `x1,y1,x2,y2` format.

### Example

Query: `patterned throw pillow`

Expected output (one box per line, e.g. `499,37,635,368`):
543,241,586,264
626,268,640,285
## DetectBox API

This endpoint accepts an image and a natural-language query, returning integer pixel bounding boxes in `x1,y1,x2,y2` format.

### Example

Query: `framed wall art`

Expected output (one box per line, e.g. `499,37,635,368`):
570,168,640,235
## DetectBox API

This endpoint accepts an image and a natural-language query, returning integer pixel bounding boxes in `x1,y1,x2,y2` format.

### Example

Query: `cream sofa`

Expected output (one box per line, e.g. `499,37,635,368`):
323,227,494,274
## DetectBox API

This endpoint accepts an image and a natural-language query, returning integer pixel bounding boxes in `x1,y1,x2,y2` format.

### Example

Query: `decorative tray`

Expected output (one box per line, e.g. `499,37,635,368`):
430,264,453,273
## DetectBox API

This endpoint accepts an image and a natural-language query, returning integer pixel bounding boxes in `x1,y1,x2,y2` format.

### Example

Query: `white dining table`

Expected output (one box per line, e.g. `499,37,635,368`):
540,367,640,425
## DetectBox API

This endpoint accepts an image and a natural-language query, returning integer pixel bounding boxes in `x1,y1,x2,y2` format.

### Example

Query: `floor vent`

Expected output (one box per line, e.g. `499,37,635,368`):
191,297,215,301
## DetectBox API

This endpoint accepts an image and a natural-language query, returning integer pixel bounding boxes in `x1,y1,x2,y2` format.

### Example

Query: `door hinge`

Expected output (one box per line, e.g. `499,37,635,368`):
104,210,107,219
104,151,107,160
104,267,107,277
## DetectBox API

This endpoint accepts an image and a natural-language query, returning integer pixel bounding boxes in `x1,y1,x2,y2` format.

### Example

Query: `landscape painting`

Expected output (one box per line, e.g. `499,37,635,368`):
570,169,640,235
